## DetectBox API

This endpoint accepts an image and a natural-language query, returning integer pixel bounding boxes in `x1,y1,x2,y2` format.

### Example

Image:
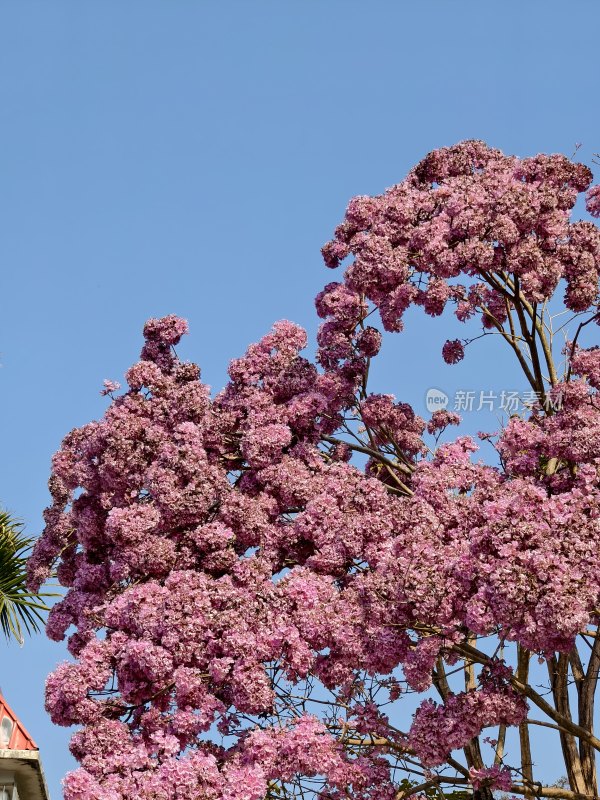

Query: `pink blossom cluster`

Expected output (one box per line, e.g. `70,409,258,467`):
29,140,600,800
29,317,406,799
469,765,513,792
321,139,599,364
587,185,600,218
408,673,526,767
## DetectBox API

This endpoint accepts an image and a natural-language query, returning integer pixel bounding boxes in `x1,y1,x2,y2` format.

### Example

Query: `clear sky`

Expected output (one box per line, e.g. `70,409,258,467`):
0,1,599,796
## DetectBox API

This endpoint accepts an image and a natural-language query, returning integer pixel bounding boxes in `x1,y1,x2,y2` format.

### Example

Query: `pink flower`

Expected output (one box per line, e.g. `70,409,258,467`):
469,765,513,792
586,185,600,218
100,379,120,395
427,410,461,434
442,339,465,364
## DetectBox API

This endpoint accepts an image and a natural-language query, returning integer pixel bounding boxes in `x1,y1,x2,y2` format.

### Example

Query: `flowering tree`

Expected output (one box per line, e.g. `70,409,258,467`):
29,141,600,800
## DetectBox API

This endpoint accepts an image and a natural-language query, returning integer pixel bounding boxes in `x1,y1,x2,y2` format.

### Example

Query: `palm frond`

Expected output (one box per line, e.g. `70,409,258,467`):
0,511,58,645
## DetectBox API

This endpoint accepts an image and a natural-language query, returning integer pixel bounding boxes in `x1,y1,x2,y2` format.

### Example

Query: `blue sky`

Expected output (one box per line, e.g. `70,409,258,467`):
1,1,599,796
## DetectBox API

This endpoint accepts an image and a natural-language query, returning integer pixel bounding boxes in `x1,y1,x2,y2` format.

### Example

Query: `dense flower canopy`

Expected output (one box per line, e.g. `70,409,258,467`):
29,141,600,800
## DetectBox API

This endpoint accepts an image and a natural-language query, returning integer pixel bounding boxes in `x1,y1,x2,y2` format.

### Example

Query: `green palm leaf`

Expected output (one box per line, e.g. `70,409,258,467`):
0,510,57,644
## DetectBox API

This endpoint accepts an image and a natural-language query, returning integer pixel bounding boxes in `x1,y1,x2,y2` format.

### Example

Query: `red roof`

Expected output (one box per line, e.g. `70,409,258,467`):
0,694,37,750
